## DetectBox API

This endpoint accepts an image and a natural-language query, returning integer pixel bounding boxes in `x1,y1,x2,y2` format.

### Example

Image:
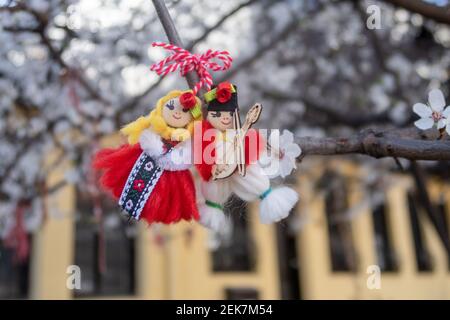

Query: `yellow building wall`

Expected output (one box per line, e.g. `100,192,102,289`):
134,204,280,300
32,152,281,299
163,204,280,300
30,151,75,300
296,159,450,300
29,150,450,300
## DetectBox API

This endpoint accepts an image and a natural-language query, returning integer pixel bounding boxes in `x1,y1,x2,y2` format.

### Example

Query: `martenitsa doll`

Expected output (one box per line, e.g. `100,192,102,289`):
93,90,202,224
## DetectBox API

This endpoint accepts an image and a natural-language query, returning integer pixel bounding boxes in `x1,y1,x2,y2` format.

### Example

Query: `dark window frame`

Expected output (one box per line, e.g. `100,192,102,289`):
323,172,358,272
225,287,259,300
371,201,398,272
407,192,433,272
0,234,31,299
74,188,137,298
211,196,256,273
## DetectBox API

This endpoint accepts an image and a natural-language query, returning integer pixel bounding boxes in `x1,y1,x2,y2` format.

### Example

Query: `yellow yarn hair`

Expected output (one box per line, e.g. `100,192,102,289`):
121,90,201,144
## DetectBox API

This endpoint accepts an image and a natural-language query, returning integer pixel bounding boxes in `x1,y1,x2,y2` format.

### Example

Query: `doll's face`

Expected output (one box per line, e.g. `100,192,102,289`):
207,111,234,131
162,98,193,128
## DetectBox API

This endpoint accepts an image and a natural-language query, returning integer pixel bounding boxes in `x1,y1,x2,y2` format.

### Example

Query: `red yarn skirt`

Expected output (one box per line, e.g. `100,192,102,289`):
93,144,199,224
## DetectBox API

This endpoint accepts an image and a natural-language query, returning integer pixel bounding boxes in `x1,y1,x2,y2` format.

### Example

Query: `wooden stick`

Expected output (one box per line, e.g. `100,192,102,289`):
234,111,246,176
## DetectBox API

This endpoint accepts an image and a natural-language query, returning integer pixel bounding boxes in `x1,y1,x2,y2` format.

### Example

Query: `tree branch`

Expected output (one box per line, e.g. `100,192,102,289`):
121,0,276,116
149,0,450,162
297,128,450,161
6,2,109,104
122,0,254,114
151,0,199,90
381,0,450,25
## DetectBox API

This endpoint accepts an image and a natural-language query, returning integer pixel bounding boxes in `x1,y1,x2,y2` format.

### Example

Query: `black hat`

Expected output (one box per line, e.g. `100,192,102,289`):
204,82,238,112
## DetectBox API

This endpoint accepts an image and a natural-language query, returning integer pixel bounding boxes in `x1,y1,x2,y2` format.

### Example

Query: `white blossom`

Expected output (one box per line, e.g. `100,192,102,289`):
413,89,450,130
445,116,450,136
260,130,302,179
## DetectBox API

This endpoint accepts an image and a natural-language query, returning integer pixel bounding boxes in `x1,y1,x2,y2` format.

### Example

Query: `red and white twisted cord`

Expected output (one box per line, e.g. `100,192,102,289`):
150,42,232,95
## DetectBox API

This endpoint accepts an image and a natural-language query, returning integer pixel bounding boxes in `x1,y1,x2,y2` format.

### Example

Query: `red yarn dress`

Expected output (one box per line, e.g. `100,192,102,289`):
93,130,199,224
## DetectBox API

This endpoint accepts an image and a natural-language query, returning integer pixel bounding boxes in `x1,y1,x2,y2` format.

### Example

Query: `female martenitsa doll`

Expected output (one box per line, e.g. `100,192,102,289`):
93,90,202,225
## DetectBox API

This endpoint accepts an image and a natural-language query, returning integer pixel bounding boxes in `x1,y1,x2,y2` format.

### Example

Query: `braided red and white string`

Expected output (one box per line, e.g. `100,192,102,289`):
150,42,233,95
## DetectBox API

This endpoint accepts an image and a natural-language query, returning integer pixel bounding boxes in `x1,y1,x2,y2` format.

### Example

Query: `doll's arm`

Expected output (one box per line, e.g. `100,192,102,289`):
157,139,192,171
139,129,165,158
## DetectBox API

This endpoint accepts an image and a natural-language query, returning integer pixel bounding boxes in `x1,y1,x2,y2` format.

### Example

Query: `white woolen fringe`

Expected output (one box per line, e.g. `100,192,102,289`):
197,164,299,227
198,204,229,233
198,178,232,232
231,164,269,202
231,165,299,223
260,186,299,224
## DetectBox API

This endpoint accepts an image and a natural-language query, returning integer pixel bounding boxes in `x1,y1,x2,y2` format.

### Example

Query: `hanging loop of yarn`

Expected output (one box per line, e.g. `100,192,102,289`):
150,42,233,95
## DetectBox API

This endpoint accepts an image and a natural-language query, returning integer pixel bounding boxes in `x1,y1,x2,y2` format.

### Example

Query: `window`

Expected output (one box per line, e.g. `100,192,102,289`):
276,210,301,299
0,236,30,299
436,199,450,270
211,196,255,272
371,201,398,271
436,199,449,239
74,188,136,297
323,172,357,272
407,192,433,272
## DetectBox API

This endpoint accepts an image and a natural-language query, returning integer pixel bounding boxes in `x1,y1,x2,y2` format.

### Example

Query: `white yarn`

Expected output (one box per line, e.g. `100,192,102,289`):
139,129,164,157
230,164,298,224
259,186,298,224
156,139,192,171
198,161,299,228
231,164,269,202
198,178,232,232
139,129,193,171
201,178,232,204
198,204,230,233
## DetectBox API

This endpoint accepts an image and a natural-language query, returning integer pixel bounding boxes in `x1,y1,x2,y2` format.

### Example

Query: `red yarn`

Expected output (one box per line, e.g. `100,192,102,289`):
193,121,216,181
150,42,233,95
93,144,199,224
245,127,265,165
194,120,265,181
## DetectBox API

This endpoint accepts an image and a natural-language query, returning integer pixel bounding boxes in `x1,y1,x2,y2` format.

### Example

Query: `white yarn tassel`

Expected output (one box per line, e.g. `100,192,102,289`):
197,163,299,228
259,186,298,224
198,178,232,233
231,164,270,202
231,164,299,224
198,204,229,233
